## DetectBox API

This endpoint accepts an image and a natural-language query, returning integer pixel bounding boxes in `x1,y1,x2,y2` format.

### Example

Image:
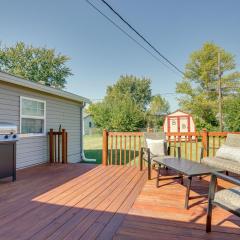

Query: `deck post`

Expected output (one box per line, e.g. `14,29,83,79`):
62,129,67,163
201,128,209,158
49,128,54,163
102,129,108,166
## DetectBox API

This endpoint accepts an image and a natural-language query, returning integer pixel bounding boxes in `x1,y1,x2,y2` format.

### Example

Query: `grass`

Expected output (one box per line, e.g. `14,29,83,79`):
83,134,102,164
83,134,224,165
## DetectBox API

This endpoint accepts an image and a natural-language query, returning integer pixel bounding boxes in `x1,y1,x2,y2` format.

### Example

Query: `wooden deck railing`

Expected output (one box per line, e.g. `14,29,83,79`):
48,128,68,164
102,129,144,166
102,129,240,166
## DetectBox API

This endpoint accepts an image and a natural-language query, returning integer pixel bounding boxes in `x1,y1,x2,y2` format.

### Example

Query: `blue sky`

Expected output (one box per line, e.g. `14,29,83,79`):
1,0,240,110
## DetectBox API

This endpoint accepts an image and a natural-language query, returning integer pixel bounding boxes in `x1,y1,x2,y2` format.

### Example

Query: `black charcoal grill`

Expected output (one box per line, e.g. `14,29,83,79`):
0,123,19,181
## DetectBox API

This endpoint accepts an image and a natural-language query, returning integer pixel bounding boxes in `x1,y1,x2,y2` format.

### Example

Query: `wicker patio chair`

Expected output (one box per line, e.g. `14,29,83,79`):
140,132,180,180
206,172,240,232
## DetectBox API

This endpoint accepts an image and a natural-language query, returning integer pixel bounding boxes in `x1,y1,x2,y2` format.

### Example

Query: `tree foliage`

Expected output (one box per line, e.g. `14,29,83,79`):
89,75,151,131
223,95,240,131
0,42,72,88
89,94,145,131
106,75,151,110
176,42,240,130
147,95,170,128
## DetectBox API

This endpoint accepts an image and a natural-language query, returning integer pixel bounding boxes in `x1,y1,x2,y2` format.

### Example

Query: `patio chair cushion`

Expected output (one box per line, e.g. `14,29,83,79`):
216,144,240,164
146,139,165,157
214,187,240,214
202,157,240,174
225,133,240,148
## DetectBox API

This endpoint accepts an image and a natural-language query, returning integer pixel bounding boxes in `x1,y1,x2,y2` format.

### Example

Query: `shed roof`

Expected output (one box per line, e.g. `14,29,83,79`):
0,71,90,104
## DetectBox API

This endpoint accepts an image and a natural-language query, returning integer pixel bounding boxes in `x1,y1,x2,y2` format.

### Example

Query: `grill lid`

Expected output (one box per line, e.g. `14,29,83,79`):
0,123,18,134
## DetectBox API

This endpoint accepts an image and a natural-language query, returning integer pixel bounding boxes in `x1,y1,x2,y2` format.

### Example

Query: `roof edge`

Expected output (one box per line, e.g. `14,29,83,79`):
0,71,91,104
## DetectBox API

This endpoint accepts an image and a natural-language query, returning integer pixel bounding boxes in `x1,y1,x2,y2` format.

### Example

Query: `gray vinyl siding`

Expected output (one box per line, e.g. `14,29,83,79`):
0,81,82,169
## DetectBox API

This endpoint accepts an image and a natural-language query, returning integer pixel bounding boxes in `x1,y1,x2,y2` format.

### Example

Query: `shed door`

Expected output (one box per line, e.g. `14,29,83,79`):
169,117,178,132
180,117,189,132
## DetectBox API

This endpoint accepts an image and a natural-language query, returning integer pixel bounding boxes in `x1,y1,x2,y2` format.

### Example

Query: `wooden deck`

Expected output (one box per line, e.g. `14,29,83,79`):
0,164,239,240
0,164,146,240
116,169,240,239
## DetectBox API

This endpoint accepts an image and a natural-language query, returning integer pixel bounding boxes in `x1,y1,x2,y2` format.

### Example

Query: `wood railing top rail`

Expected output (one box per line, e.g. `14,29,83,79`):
48,132,63,135
108,132,144,137
166,132,201,137
208,132,240,136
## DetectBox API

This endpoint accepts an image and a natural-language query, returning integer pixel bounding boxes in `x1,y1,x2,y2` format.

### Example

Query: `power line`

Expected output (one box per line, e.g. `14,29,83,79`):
85,0,181,76
99,0,184,75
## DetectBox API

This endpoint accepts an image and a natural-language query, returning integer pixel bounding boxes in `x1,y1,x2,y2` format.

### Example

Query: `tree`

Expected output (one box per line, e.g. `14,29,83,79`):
106,75,151,110
0,42,72,88
223,95,240,131
88,94,145,131
89,75,150,131
147,95,170,128
176,42,240,130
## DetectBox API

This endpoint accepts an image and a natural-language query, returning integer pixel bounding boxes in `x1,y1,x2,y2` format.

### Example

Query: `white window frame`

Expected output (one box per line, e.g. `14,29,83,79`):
20,96,46,137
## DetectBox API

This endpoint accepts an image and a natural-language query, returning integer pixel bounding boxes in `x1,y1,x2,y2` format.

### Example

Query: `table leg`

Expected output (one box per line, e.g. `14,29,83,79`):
156,164,161,188
180,174,184,185
185,176,192,209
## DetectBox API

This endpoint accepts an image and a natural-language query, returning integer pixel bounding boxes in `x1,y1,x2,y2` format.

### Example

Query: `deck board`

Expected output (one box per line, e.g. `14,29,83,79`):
0,164,239,240
0,164,146,240
115,169,240,240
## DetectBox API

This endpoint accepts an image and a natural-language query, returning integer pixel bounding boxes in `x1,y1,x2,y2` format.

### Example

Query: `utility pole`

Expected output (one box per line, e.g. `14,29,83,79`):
218,52,223,131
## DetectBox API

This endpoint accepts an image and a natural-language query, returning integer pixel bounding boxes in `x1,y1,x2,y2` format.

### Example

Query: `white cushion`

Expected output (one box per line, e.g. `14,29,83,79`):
216,144,240,163
146,139,165,156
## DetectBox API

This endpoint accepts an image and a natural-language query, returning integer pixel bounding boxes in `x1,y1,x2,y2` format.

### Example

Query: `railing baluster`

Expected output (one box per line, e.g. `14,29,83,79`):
120,135,122,166
196,136,198,161
190,136,192,160
110,135,113,165
129,136,131,166
174,135,176,157
138,135,141,168
213,136,215,157
184,135,187,159
115,136,118,165
134,136,136,167
124,135,127,166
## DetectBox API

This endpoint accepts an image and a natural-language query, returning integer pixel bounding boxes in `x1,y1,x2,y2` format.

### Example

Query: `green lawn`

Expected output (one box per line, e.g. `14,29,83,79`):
83,134,224,165
83,134,102,164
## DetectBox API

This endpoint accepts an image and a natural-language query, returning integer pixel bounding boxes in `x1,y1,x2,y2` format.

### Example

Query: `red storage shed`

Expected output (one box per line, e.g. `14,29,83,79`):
163,110,195,134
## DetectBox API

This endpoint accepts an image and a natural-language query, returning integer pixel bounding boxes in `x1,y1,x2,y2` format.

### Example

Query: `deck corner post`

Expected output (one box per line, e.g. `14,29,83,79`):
49,128,54,163
202,128,209,158
62,129,67,164
102,129,108,166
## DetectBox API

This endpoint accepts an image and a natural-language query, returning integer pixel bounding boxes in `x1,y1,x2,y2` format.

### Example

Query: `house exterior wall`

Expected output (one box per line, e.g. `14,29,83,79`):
0,81,83,169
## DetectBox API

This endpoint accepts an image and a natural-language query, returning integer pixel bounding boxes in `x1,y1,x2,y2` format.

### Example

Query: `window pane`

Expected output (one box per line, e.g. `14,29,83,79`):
21,118,44,134
22,98,44,117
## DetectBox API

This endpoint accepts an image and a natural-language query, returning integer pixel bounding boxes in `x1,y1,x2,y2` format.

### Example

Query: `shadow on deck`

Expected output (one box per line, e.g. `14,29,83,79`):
0,164,239,239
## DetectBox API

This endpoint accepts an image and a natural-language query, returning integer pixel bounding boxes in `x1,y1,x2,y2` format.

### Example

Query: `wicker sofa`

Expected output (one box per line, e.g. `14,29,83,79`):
201,134,240,232
201,134,240,175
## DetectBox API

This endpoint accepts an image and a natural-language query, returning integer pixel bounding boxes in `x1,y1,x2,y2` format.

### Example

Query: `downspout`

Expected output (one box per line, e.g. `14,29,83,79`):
80,102,96,162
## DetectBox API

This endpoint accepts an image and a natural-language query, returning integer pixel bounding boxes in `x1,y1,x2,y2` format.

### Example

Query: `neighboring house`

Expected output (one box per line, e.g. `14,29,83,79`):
163,110,195,134
83,113,95,135
0,71,90,169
